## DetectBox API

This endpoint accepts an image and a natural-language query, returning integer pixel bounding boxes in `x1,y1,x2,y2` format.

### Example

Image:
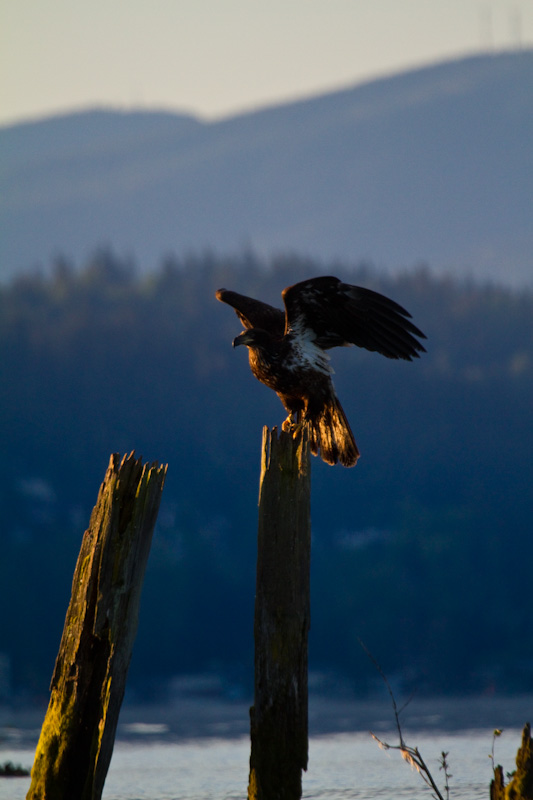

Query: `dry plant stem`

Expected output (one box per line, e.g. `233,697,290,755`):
439,751,452,800
370,734,446,800
359,639,446,800
490,729,503,772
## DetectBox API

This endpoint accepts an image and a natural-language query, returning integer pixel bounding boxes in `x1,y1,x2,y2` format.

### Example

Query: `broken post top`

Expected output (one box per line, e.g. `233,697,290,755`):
260,425,310,483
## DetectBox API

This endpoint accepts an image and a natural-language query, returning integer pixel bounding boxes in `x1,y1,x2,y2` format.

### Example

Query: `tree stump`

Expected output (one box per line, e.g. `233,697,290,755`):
27,452,167,800
248,425,311,800
491,722,533,800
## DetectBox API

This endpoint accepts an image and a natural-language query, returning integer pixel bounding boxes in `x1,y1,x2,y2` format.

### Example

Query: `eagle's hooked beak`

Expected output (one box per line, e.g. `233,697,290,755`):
232,331,252,348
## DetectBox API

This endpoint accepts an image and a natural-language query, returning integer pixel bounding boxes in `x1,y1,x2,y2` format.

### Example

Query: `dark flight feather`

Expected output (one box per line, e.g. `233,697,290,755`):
215,289,285,337
282,276,426,358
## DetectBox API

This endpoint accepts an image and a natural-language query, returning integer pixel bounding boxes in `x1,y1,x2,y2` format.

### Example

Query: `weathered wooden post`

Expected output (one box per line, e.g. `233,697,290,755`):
248,425,311,800
27,452,167,800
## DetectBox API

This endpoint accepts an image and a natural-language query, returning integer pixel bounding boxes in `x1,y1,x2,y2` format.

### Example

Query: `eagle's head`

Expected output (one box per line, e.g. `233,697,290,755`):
232,328,274,350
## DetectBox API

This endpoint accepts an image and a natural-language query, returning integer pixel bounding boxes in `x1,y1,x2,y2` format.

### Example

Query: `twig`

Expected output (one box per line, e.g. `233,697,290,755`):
357,638,412,747
359,639,448,800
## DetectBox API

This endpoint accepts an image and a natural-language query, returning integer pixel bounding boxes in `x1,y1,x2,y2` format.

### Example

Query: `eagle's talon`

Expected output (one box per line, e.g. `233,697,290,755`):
282,415,295,433
290,419,305,437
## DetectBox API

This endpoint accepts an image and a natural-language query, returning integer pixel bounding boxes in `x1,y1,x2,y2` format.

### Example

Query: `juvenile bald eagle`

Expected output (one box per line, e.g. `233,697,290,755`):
216,276,426,467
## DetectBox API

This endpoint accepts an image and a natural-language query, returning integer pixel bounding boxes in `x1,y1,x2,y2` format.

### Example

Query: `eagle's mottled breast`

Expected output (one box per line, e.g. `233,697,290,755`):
247,346,287,393
287,324,333,377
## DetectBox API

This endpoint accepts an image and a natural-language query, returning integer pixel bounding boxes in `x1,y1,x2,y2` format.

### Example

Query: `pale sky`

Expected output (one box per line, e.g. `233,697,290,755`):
1,0,532,127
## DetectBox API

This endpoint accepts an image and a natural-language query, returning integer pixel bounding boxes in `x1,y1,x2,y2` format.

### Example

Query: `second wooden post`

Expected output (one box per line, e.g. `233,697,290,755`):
27,452,167,800
248,425,311,800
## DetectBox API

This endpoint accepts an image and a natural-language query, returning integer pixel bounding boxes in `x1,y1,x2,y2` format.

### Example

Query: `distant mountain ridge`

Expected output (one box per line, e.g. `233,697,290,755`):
1,50,532,284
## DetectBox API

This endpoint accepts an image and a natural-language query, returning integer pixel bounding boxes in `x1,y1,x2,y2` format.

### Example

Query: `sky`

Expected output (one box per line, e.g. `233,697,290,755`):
1,0,532,127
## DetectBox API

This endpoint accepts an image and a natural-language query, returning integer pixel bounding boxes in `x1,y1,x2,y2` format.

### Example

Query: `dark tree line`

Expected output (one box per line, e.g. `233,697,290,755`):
1,249,532,698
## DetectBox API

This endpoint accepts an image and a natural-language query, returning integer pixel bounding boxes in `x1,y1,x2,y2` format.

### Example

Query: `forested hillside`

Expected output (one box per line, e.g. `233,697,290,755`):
2,51,533,285
1,251,532,699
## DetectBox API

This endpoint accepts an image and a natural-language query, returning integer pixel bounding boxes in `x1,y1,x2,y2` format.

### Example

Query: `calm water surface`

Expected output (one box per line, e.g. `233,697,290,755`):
0,728,524,800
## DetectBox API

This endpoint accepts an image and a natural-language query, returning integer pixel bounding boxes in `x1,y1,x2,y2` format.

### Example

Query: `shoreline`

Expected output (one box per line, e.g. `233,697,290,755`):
2,693,530,748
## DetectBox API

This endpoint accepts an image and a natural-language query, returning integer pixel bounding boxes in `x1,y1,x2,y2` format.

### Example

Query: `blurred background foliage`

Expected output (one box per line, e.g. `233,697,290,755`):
1,250,531,700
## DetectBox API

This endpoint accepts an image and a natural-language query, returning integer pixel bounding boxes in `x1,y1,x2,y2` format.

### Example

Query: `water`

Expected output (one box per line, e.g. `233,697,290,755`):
0,727,524,800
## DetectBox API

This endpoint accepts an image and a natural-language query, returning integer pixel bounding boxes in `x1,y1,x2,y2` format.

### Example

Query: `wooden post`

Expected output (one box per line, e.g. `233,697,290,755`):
27,452,167,800
248,425,311,800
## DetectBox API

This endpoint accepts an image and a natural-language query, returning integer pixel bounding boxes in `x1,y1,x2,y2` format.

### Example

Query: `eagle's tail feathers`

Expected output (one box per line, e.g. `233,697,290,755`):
308,397,360,467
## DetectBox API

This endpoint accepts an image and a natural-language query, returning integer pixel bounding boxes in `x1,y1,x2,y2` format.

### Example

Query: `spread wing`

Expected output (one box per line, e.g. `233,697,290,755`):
215,289,285,338
282,276,427,360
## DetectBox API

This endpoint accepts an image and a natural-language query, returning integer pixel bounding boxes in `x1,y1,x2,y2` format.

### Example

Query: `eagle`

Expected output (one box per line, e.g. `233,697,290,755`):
216,276,426,467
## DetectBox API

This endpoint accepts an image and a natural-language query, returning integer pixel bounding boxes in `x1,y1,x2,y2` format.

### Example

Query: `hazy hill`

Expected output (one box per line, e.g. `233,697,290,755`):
1,50,532,284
